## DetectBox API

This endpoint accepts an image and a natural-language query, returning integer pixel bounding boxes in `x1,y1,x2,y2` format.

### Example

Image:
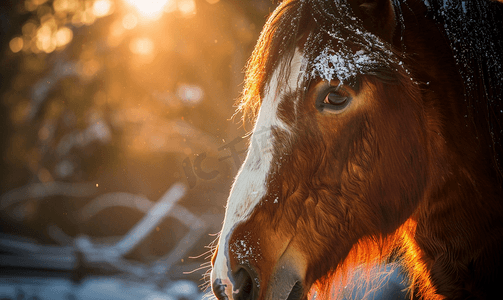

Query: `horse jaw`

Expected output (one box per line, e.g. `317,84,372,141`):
211,50,304,300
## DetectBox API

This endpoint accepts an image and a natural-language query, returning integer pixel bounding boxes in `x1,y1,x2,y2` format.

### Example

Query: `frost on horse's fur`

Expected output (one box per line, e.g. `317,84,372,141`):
311,47,390,85
303,5,401,86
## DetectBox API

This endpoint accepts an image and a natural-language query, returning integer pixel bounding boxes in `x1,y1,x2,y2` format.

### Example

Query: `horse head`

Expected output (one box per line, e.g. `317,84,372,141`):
210,0,503,299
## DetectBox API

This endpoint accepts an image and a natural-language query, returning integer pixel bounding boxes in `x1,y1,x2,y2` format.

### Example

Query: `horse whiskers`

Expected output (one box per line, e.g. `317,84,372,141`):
189,249,214,259
183,263,212,275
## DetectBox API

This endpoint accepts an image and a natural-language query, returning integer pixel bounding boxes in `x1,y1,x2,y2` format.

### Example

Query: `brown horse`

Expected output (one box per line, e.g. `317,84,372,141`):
210,0,503,299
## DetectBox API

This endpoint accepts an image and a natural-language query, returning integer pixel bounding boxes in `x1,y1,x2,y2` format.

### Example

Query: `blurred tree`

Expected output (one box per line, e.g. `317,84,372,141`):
0,0,276,276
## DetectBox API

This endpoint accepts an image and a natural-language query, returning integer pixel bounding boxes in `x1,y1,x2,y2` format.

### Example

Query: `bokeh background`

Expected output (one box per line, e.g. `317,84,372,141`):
0,0,276,299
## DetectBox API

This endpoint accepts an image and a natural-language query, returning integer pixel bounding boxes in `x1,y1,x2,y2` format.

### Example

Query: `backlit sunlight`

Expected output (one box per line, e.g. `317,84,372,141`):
124,0,171,19
0,0,268,298
129,37,155,55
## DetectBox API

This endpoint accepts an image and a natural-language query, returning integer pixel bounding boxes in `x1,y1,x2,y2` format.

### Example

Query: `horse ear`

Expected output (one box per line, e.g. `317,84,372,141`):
348,0,396,42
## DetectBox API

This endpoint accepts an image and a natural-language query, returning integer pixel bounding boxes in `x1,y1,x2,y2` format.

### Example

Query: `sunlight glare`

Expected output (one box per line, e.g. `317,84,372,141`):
177,84,204,104
9,37,24,53
36,24,56,53
122,13,138,30
25,0,49,12
53,0,80,14
108,20,125,47
178,0,196,16
93,0,113,17
124,0,170,19
129,37,154,55
55,27,73,47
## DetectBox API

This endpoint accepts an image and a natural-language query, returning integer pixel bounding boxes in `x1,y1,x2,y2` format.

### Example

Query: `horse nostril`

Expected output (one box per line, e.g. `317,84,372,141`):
212,278,229,300
234,268,256,300
286,281,304,300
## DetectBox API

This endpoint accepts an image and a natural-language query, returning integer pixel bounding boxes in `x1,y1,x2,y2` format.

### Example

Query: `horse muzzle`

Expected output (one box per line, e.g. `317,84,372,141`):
212,265,260,300
211,269,305,300
211,246,307,300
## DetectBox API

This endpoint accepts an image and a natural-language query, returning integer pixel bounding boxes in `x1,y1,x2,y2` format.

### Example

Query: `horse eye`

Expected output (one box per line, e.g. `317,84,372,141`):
324,92,348,106
318,91,351,113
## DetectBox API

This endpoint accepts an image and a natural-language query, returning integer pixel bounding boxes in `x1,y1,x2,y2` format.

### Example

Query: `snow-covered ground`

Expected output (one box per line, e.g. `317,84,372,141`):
0,277,207,300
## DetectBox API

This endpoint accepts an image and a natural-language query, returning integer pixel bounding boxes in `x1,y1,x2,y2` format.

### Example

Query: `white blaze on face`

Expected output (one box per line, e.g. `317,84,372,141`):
211,50,304,298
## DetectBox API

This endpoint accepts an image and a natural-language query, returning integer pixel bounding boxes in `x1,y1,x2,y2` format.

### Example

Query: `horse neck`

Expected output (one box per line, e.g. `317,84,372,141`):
397,0,503,297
